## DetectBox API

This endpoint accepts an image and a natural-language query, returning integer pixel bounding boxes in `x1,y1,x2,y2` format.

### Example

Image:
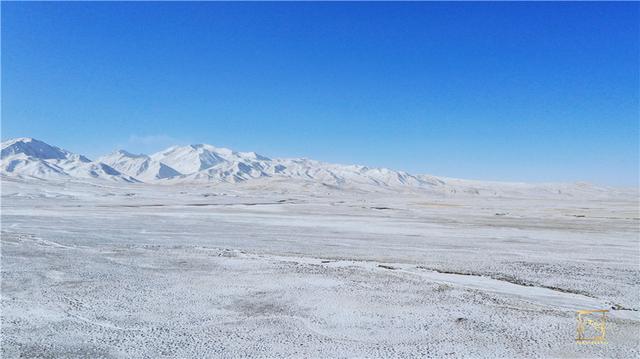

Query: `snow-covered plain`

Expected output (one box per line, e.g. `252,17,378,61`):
1,138,639,358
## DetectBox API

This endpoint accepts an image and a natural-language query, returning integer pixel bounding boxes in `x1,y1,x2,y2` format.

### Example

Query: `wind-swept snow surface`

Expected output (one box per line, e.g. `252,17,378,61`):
1,176,639,358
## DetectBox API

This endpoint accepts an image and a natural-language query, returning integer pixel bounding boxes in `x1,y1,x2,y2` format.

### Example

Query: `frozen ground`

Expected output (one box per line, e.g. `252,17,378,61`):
1,177,639,358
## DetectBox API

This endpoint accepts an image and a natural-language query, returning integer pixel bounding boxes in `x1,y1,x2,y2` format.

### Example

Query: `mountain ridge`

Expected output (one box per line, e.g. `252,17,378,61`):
1,137,138,183
1,137,630,198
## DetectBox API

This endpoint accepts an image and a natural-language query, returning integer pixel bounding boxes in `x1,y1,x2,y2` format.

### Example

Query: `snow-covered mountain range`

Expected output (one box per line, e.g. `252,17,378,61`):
0,137,629,197
1,138,138,183
0,137,441,187
99,143,447,188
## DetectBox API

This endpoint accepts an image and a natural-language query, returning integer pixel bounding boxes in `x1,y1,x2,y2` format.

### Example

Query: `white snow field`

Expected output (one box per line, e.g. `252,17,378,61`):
1,138,639,358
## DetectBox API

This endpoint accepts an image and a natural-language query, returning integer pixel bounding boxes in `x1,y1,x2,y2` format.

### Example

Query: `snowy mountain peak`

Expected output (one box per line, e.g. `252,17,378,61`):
239,151,270,161
1,137,89,162
1,138,137,183
150,144,227,174
98,150,180,181
2,137,35,146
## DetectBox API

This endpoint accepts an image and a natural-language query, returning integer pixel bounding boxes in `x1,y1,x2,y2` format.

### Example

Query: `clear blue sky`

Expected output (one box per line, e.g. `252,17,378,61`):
2,2,638,186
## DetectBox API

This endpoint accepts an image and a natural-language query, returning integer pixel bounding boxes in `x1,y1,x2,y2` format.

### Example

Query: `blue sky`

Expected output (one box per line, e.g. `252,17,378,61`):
2,2,638,186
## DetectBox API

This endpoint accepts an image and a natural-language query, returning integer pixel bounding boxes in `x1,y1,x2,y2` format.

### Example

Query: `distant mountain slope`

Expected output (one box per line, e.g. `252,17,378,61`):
98,150,181,182
1,138,138,183
1,137,630,199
